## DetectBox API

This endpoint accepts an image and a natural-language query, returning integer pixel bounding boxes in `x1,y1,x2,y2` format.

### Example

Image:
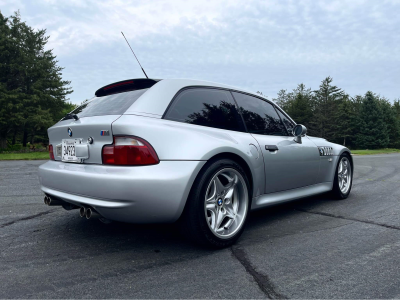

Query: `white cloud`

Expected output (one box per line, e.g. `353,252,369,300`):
1,0,399,103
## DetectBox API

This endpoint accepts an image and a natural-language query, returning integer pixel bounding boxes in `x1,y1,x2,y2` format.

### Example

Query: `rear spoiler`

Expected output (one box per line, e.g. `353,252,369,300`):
95,78,161,97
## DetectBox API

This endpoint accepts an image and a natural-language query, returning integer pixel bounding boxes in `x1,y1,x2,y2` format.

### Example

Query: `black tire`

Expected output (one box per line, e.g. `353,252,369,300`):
331,153,353,200
179,158,251,248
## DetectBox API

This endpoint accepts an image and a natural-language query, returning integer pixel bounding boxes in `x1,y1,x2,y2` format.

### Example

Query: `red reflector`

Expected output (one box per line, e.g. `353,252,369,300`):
103,81,134,90
102,136,159,166
49,145,55,160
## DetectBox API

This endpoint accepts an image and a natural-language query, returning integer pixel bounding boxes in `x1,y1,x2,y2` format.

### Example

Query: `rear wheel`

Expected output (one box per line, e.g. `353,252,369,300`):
180,159,251,248
331,153,353,199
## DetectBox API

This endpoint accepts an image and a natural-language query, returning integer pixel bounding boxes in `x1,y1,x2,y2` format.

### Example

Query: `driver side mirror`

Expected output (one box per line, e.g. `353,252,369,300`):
292,124,307,143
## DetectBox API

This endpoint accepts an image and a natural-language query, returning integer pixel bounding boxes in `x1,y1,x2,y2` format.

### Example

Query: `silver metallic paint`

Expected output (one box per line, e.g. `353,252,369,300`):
39,78,351,224
112,115,266,198
48,115,118,164
250,134,320,194
39,160,206,223
252,182,333,209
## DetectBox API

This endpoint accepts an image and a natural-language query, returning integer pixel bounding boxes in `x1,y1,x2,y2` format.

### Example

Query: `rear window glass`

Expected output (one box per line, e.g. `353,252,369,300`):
71,89,148,118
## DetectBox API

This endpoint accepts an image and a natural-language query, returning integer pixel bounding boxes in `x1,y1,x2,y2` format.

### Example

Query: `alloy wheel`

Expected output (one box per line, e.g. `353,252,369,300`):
204,168,248,239
338,157,352,194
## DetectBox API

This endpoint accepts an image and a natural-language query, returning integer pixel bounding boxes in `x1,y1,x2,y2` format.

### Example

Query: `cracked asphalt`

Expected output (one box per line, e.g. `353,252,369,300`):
1,154,400,299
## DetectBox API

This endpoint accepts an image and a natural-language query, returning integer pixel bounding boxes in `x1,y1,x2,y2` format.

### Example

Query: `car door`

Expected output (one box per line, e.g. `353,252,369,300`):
232,92,320,194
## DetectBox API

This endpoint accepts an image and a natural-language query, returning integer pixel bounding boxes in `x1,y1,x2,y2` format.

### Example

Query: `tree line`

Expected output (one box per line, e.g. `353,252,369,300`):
1,11,399,151
0,11,74,149
273,77,400,149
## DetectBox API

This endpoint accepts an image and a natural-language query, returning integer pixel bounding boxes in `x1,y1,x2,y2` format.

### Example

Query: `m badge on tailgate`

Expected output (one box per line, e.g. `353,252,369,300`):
100,130,109,136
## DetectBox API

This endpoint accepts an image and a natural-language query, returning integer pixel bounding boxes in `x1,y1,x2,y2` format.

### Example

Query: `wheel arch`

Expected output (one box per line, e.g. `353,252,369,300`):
179,151,255,221
206,152,254,197
340,149,354,171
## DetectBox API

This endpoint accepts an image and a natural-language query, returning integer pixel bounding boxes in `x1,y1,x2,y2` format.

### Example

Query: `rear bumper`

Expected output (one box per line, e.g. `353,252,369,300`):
38,160,206,223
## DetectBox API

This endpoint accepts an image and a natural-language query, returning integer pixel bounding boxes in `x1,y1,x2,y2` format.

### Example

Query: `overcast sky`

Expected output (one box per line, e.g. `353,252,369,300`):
1,0,399,104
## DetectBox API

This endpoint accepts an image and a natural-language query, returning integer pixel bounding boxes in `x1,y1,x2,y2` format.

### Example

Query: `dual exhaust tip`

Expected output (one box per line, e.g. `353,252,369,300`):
44,195,62,206
44,195,106,222
79,207,95,220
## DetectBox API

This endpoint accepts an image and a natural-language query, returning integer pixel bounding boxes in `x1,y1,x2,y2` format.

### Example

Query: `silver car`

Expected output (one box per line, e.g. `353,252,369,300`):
39,78,353,247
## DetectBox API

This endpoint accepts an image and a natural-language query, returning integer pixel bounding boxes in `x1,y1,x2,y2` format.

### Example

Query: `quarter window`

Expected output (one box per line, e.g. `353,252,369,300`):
232,92,288,136
164,88,244,132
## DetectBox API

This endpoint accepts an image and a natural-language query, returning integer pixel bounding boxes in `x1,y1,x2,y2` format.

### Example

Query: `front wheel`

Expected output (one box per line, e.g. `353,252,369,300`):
180,159,251,248
331,154,353,199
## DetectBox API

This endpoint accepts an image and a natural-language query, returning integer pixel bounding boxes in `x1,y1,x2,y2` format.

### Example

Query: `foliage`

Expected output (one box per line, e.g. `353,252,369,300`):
0,11,72,148
332,95,358,146
311,76,344,141
284,84,314,134
1,10,399,153
355,92,389,149
272,77,400,150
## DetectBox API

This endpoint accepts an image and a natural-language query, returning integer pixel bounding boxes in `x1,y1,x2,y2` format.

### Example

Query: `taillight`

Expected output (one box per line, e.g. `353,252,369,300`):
49,144,55,160
102,136,159,166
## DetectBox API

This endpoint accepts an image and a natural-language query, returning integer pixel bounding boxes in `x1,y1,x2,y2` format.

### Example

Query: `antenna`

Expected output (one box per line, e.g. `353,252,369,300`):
121,31,149,79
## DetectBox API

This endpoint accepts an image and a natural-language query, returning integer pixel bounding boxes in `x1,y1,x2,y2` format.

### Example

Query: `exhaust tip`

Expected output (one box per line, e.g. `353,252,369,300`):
44,196,51,205
79,207,86,218
85,208,92,220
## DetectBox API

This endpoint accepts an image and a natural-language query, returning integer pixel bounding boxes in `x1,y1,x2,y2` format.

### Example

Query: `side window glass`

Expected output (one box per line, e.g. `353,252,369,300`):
232,92,288,136
276,109,295,135
164,88,244,132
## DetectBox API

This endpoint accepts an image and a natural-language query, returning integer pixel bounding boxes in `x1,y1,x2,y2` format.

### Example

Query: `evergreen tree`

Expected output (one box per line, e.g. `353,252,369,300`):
273,89,293,111
333,95,355,146
311,76,344,141
285,84,314,133
393,100,400,148
379,97,400,148
0,12,23,148
356,92,389,149
0,11,72,148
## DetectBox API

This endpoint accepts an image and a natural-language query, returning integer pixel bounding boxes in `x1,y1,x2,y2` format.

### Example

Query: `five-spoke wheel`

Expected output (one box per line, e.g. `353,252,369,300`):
204,168,248,239
338,156,351,194
332,153,353,199
180,159,251,248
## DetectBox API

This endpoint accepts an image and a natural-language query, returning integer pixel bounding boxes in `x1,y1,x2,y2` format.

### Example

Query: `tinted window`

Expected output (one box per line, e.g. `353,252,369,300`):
232,92,288,136
69,89,148,118
276,109,295,135
164,88,244,132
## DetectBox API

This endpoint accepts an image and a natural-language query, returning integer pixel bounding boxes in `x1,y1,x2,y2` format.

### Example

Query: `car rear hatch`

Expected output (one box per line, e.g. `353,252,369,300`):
49,79,159,164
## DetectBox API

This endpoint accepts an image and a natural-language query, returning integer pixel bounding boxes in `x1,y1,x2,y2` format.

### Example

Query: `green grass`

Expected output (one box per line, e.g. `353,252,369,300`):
351,148,400,155
0,152,49,160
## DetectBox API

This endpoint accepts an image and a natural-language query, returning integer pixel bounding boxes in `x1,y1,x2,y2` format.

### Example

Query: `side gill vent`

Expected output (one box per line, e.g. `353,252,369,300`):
318,146,333,156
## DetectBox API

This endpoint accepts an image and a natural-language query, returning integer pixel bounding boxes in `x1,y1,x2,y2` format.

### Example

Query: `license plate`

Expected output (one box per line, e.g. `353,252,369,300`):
62,139,81,162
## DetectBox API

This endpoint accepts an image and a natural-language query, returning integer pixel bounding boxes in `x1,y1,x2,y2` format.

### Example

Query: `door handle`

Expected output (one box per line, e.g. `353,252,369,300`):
265,145,279,152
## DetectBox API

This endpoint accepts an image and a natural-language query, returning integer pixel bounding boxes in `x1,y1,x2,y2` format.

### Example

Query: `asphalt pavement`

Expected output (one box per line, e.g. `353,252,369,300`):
0,154,399,299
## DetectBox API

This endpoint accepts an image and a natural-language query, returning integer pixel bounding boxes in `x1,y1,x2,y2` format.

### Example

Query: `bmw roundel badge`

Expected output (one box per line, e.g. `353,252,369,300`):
217,199,223,206
67,127,73,137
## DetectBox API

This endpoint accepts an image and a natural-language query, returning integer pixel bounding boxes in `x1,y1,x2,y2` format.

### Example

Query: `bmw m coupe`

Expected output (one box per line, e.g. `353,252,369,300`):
39,78,353,247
